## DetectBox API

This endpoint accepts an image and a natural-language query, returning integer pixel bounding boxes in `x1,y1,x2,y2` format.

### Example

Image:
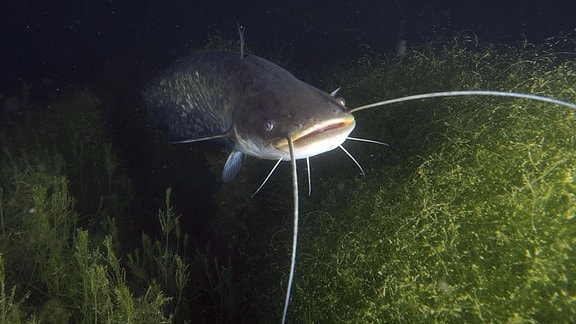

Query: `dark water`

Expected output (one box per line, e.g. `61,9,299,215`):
1,0,574,95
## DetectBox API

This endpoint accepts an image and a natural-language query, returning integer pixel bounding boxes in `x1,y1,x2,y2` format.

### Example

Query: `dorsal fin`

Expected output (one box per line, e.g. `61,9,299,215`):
237,23,245,58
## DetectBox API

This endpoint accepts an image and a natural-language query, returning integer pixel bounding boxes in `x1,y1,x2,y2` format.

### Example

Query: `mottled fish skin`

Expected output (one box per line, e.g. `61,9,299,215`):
143,52,241,142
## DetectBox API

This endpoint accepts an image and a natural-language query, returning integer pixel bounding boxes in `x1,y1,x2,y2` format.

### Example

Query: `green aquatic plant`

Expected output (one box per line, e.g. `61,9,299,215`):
0,89,174,322
127,188,192,322
127,186,242,322
72,230,170,323
0,253,28,323
0,154,172,322
289,38,576,322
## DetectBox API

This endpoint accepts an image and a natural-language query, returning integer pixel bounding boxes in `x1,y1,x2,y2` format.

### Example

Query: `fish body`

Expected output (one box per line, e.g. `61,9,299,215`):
143,51,355,181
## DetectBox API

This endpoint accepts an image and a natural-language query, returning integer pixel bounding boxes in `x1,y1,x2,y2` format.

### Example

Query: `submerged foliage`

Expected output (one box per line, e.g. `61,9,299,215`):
0,89,244,322
0,91,174,322
291,37,576,322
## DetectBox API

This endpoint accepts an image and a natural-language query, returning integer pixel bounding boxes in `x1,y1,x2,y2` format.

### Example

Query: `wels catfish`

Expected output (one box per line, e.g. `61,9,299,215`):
143,48,355,323
143,34,576,323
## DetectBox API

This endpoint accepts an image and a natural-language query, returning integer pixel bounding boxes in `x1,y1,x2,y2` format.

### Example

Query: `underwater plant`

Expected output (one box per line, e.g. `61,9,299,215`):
0,86,246,322
0,90,172,322
286,38,576,322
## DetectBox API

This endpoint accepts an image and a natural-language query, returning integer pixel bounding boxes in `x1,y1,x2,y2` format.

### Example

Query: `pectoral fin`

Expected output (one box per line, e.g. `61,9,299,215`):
222,151,244,182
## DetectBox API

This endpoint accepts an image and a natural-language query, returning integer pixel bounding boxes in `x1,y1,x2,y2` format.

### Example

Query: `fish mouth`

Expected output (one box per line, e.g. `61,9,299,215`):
274,114,356,159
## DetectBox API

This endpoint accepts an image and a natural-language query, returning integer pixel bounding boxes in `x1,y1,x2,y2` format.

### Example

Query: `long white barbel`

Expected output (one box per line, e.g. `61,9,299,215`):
350,90,576,113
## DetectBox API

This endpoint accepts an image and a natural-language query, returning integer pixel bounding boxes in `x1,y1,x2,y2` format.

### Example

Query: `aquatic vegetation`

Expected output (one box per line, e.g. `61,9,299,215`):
0,90,172,322
126,188,193,322
290,39,576,322
0,86,242,322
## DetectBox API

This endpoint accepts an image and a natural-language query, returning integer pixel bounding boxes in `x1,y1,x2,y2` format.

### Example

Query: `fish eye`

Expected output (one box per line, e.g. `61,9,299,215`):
264,119,275,132
336,97,346,106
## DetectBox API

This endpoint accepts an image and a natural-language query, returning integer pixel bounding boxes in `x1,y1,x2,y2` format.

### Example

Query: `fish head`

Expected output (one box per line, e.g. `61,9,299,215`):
233,86,356,161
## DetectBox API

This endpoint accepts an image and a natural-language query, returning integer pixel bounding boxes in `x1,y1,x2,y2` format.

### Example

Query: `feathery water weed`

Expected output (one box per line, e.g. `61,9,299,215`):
0,89,173,322
292,38,576,322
